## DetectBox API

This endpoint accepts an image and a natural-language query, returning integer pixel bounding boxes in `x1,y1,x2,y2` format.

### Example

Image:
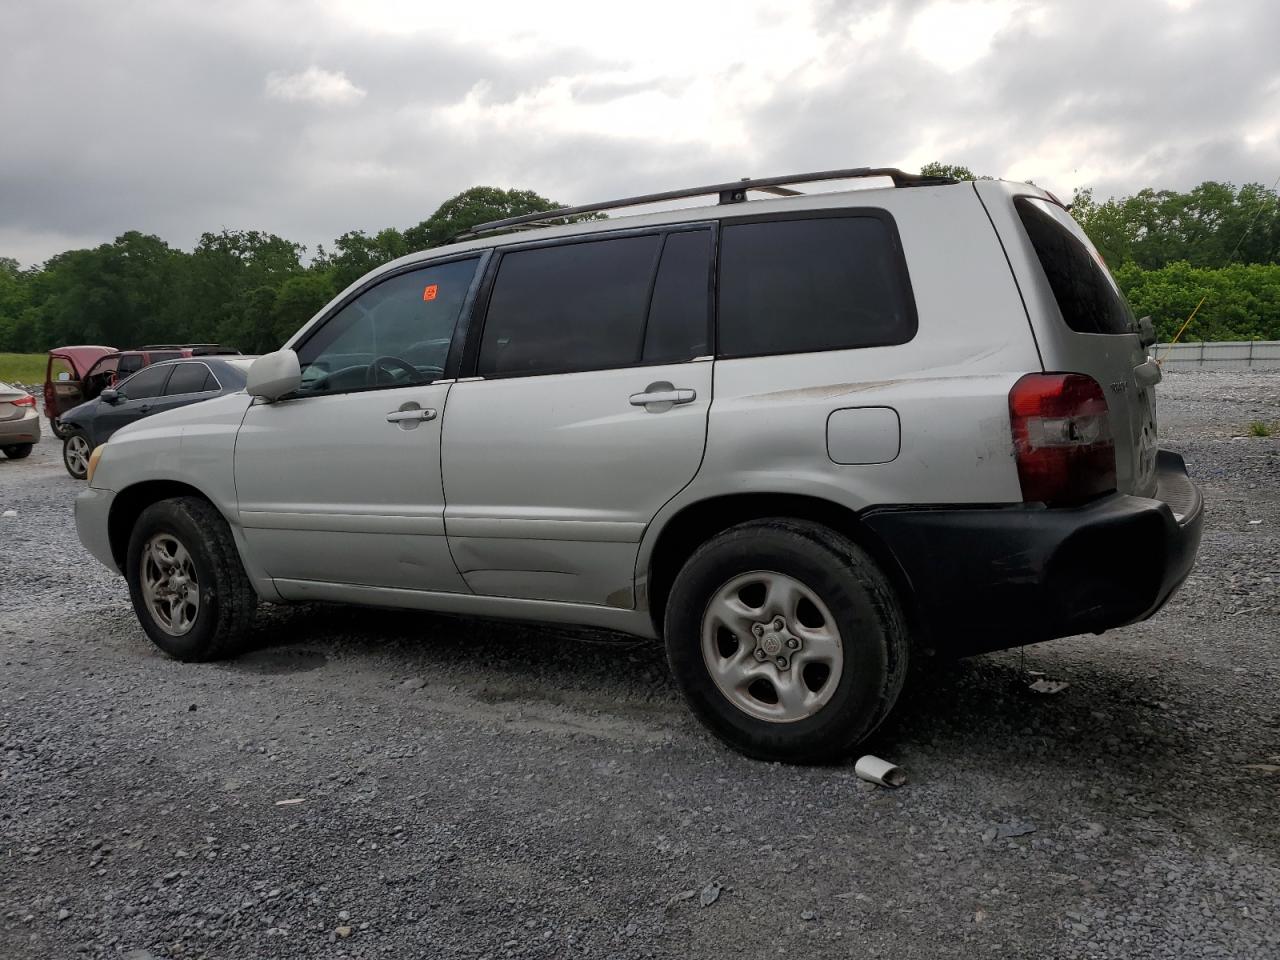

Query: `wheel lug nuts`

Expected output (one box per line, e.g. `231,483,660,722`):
754,649,767,661
772,618,784,630
775,656,788,668
752,624,763,636
786,638,799,649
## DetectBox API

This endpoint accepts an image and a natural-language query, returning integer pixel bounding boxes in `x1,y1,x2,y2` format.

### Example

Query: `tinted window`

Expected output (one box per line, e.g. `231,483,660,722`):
717,216,916,358
1016,198,1133,335
164,362,214,396
148,351,182,363
120,364,169,399
478,234,661,377
643,230,711,363
117,354,143,376
297,257,480,396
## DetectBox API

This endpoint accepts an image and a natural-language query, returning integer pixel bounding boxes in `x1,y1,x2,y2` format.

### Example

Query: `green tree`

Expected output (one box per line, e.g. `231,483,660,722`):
919,162,991,181
403,186,563,250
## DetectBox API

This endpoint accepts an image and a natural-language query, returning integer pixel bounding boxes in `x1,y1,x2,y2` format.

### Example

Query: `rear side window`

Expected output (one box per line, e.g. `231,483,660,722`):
478,234,660,377
117,354,143,376
1016,197,1133,335
717,216,916,359
164,362,214,396
120,364,170,399
643,230,712,363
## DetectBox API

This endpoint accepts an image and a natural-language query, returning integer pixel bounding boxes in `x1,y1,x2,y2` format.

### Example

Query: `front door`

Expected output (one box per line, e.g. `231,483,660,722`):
94,362,179,441
442,227,714,607
233,254,485,593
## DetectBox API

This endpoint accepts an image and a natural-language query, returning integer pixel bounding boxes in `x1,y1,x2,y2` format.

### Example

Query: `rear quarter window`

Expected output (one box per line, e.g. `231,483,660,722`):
716,214,917,359
1016,197,1134,335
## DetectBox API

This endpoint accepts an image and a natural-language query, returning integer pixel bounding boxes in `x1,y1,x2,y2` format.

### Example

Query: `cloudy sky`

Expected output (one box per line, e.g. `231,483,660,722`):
2,0,1278,266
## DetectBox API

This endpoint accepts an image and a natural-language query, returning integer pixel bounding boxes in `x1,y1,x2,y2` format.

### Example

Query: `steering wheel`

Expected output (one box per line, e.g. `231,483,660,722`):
367,355,422,387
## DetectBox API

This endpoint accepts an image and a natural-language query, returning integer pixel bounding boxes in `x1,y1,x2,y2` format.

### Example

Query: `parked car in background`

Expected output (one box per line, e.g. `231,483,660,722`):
74,168,1203,763
44,343,239,438
0,381,41,459
60,356,255,479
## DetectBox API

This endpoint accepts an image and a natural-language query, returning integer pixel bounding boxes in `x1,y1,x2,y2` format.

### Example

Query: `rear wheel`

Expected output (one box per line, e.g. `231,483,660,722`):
664,518,908,763
62,432,92,479
1,443,33,460
126,497,258,661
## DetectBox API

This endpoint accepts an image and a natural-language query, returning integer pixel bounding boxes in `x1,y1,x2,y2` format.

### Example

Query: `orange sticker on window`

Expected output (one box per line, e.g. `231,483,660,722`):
422,284,438,301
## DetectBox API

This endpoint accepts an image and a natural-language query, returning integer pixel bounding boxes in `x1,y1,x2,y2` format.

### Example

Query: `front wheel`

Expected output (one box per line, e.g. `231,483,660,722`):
62,432,92,479
51,418,72,440
1,443,33,460
126,497,258,661
664,518,909,764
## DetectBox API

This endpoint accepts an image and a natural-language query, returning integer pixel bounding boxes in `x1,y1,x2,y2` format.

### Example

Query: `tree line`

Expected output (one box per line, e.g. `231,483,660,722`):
2,174,1279,356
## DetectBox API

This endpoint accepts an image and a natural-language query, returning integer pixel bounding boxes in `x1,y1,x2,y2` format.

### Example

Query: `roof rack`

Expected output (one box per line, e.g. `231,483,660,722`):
454,167,957,241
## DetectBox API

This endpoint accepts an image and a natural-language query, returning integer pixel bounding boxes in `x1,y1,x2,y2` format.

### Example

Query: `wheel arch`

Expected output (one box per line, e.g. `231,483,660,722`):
107,480,223,572
642,492,920,641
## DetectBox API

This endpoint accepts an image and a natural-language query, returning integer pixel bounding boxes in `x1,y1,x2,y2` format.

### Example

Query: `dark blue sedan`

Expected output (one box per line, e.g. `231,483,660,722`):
60,356,256,479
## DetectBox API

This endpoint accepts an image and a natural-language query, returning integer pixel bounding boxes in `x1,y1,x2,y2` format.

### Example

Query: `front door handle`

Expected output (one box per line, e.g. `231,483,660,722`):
629,382,696,411
386,405,437,428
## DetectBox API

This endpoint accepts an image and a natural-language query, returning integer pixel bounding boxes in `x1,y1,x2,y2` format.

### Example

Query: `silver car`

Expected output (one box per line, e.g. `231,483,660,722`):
75,168,1203,762
0,381,41,458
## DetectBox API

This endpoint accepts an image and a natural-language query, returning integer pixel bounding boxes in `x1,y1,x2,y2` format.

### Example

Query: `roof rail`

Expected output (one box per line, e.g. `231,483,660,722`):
453,167,957,241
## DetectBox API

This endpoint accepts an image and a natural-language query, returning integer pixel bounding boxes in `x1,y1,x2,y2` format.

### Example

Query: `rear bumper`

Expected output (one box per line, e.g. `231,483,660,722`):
862,450,1204,655
0,409,41,445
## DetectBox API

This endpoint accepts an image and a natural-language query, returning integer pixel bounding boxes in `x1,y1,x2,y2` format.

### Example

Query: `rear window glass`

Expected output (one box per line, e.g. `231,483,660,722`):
717,216,917,358
478,234,661,377
643,229,712,363
164,362,213,395
1016,197,1133,335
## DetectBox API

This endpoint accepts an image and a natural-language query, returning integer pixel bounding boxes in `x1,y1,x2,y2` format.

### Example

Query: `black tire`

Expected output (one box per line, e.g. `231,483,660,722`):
125,496,258,661
62,431,91,479
1,443,33,460
664,518,909,764
51,418,72,440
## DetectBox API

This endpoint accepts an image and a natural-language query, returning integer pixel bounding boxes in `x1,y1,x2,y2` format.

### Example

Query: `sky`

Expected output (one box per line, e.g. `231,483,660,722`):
2,0,1278,267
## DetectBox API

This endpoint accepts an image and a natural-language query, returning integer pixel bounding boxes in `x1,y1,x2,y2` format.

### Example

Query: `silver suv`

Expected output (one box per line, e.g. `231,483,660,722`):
76,168,1203,762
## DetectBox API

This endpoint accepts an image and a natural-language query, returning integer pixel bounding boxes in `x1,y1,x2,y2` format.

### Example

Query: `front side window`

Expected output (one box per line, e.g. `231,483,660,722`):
119,364,170,400
296,257,480,396
717,215,917,358
1016,197,1134,335
164,362,215,396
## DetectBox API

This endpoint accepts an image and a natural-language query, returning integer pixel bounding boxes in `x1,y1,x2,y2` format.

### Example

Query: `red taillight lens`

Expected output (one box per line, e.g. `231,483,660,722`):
1009,373,1116,504
14,394,35,408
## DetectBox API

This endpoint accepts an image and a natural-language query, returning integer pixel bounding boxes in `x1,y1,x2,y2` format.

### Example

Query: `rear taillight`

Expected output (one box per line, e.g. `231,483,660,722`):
14,394,35,408
1009,373,1116,504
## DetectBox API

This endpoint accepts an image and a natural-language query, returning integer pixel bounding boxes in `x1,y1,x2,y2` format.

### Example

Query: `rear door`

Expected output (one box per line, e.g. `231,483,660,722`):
441,226,714,607
978,183,1158,497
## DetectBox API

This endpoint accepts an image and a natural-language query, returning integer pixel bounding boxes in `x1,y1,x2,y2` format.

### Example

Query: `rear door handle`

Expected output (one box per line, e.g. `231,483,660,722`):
386,407,437,424
629,384,696,409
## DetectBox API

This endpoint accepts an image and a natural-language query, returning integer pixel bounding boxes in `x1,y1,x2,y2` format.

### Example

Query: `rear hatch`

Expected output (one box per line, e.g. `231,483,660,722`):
980,183,1158,498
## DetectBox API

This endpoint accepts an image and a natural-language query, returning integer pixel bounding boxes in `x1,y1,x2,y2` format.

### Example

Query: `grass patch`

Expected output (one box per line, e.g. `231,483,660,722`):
0,353,46,386
1248,421,1273,437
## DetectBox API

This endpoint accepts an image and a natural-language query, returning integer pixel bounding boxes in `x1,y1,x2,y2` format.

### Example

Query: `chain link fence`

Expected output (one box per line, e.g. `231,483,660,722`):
1155,340,1280,370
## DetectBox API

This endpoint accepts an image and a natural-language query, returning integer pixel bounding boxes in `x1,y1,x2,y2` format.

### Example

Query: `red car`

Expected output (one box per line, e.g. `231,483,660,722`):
43,344,238,438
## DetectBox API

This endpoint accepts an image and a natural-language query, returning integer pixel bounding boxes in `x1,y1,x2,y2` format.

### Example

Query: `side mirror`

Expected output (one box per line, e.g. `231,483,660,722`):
246,349,302,402
100,388,120,404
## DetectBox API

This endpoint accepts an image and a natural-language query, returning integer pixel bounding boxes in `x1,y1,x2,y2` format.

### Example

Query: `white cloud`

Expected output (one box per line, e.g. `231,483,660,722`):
907,0,1020,72
264,66,365,105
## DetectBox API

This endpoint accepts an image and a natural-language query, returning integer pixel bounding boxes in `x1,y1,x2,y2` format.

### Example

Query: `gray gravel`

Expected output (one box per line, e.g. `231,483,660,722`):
1,370,1278,960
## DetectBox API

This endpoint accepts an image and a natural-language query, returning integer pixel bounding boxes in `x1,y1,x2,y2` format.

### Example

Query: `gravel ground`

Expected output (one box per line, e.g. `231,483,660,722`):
1,370,1277,960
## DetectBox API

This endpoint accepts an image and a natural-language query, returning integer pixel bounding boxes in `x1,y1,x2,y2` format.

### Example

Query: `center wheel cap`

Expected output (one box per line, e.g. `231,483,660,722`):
761,633,783,655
